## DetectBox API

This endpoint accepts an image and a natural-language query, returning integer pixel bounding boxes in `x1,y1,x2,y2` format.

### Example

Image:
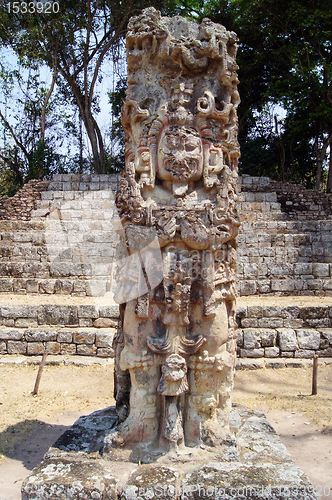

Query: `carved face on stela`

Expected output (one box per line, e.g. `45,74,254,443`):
157,125,203,182
152,83,209,186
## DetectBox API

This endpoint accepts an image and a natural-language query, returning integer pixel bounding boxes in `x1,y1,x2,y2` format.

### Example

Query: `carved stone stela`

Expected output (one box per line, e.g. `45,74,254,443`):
104,7,240,459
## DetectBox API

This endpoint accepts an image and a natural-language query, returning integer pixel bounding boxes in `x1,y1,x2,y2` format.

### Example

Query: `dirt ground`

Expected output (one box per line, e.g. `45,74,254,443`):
0,360,331,500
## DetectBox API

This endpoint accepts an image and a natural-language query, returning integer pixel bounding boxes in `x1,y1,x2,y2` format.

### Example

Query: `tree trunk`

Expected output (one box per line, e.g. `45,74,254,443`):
327,146,332,193
315,132,332,191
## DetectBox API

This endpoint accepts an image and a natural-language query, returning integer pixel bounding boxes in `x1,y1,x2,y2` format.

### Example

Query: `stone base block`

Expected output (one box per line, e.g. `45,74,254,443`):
22,405,317,500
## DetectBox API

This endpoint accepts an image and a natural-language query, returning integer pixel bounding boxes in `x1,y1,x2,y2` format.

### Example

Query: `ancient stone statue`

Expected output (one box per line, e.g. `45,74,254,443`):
104,7,240,459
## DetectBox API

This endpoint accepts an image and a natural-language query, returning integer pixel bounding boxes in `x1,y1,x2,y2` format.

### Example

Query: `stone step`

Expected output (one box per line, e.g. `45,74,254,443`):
0,277,112,296
0,295,331,359
0,326,116,357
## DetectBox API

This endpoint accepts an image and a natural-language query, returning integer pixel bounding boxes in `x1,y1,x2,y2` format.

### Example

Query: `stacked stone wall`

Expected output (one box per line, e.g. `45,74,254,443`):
0,180,50,221
237,175,332,296
236,304,332,359
0,303,118,357
1,174,332,297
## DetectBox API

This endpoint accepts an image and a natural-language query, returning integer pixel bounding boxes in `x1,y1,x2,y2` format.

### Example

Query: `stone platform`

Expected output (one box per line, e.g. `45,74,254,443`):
21,404,317,500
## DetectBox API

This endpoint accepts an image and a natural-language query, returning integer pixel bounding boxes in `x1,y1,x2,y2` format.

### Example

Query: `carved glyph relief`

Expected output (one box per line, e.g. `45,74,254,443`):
104,7,240,461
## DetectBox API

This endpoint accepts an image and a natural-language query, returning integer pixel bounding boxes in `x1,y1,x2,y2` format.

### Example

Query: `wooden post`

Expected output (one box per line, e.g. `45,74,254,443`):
311,354,318,396
33,349,49,396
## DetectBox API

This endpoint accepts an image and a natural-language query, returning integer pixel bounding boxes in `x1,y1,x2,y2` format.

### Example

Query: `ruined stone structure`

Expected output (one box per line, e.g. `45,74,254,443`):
99,7,241,456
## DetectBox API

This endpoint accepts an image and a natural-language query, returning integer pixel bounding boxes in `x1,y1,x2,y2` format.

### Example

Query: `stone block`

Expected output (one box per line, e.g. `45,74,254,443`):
25,329,57,342
261,329,277,347
264,347,280,358
318,329,332,345
296,330,320,350
235,306,247,321
318,347,332,357
241,318,258,328
312,263,330,277
79,318,93,327
305,318,329,328
243,329,261,349
237,359,265,369
262,306,282,318
15,318,38,328
0,329,23,340
38,305,78,325
258,318,283,328
57,330,73,343
27,342,45,355
277,328,298,351
77,344,97,355
50,262,71,277
7,340,27,354
240,280,257,295
2,319,15,327
73,330,95,344
247,305,263,318
97,347,115,357
294,349,315,359
271,280,295,292
0,341,7,353
39,280,56,294
236,329,243,347
96,329,116,348
99,305,120,318
280,306,300,319
45,341,61,354
307,279,323,290
299,306,328,319
86,280,107,297
60,343,76,355
93,318,118,328
280,351,294,358
282,318,304,328
256,280,271,293
0,305,37,319
21,456,118,500
239,348,264,358
78,305,99,319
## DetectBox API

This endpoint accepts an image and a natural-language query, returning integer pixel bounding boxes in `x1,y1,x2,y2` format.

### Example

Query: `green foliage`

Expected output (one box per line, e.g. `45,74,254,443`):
208,0,332,189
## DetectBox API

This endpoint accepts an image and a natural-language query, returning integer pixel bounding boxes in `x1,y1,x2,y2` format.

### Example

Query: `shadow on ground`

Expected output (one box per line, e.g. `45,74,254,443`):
1,420,70,470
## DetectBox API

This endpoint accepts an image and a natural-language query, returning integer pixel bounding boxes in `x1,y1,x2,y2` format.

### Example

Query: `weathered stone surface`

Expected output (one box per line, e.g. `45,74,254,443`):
7,340,27,354
240,348,264,358
0,305,37,318
73,330,95,345
265,347,280,358
93,318,117,328
98,305,120,318
294,349,315,359
277,328,298,351
243,329,261,349
15,318,38,328
95,330,116,348
22,405,317,500
296,329,320,350
21,458,118,500
261,329,277,347
0,328,23,340
25,329,57,342
38,305,78,325
27,342,45,355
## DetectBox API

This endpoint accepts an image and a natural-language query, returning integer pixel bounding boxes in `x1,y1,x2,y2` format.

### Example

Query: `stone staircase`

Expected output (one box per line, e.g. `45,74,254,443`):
0,173,332,360
237,176,332,296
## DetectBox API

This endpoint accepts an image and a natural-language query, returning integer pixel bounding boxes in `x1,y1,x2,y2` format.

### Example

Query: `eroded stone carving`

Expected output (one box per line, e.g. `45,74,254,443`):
104,7,240,460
